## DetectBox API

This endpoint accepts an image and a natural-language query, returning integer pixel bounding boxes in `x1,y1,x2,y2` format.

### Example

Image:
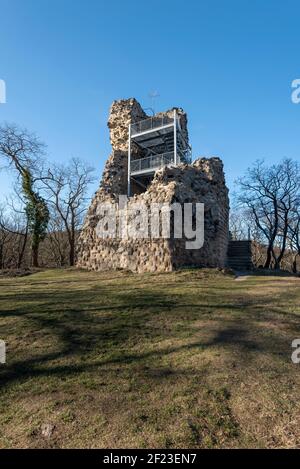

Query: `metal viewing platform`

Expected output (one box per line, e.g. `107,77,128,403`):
128,110,192,195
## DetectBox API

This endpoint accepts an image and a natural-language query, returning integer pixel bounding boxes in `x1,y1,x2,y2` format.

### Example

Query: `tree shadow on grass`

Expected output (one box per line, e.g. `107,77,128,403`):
0,281,299,389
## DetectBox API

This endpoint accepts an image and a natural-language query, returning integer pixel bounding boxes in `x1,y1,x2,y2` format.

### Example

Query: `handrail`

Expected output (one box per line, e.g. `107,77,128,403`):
131,152,174,173
130,151,191,174
131,115,175,136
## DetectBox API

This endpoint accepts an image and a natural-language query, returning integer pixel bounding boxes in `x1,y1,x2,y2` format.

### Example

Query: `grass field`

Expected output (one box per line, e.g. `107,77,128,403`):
0,268,300,448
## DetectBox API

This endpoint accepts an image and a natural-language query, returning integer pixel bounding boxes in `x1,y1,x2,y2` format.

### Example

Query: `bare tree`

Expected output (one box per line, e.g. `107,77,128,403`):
237,160,280,268
46,214,69,267
236,158,300,270
288,205,300,273
41,158,95,266
229,206,253,240
0,203,28,269
0,123,49,267
272,159,300,269
0,206,13,269
0,123,42,175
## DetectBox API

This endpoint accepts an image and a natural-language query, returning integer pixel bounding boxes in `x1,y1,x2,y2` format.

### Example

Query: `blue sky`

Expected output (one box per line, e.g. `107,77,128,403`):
0,0,299,200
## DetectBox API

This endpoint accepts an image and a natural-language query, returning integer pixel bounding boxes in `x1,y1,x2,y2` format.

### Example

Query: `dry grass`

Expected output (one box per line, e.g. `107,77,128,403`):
0,268,300,448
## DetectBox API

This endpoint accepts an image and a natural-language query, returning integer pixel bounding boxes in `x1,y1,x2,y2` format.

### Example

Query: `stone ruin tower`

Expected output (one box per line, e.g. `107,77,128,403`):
77,98,229,273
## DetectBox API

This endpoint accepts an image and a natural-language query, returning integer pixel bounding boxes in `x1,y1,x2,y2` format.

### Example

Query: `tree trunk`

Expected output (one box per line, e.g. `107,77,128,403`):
69,222,75,266
32,244,39,267
17,229,28,269
69,239,75,266
292,254,298,274
264,246,272,269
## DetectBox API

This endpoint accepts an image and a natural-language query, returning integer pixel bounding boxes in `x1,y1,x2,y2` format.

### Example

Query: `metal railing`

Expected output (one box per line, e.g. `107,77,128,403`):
131,115,174,136
130,150,192,175
178,148,192,165
130,152,174,174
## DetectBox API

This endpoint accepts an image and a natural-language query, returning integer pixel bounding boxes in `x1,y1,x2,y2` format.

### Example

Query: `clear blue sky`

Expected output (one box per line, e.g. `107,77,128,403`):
0,0,299,200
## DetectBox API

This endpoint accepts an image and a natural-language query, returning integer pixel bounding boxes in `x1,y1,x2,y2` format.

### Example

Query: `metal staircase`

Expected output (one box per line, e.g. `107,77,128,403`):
128,110,192,195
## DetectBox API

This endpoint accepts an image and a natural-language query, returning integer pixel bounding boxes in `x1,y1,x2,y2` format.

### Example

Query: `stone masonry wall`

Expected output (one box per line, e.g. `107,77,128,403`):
77,99,229,272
